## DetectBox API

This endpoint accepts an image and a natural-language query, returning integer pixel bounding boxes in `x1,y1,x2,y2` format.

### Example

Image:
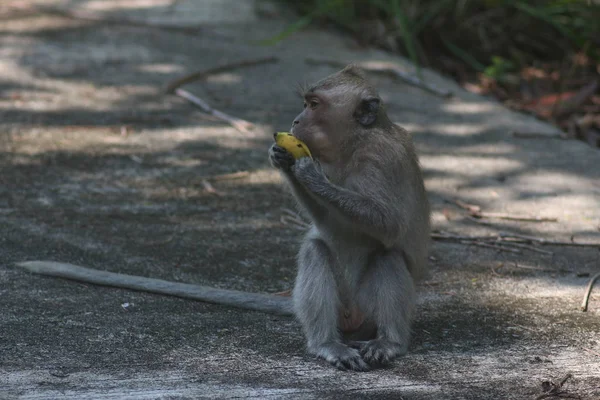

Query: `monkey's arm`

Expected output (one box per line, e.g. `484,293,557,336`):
293,158,403,245
282,174,327,221
269,144,327,221
15,261,294,316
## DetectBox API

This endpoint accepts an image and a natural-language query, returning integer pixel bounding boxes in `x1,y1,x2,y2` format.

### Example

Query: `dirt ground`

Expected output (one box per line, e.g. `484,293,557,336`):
1,1,599,399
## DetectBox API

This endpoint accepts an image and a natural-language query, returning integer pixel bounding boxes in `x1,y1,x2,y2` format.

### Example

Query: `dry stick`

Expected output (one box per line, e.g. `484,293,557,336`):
444,196,557,222
581,272,600,312
305,57,452,98
432,232,599,250
582,347,600,357
499,241,554,255
473,213,558,222
511,262,573,274
165,57,278,94
499,232,600,248
431,232,493,241
460,240,521,254
210,171,250,181
200,179,223,197
174,88,254,134
535,374,575,400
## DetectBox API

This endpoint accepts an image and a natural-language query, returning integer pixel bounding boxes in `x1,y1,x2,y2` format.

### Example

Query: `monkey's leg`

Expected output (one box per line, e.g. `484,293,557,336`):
294,237,370,371
357,250,415,366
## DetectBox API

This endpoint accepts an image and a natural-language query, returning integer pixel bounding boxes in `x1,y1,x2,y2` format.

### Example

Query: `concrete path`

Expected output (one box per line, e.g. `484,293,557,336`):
1,1,599,399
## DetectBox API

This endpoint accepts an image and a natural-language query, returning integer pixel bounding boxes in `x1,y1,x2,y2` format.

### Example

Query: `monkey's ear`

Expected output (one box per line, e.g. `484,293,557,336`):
354,97,380,126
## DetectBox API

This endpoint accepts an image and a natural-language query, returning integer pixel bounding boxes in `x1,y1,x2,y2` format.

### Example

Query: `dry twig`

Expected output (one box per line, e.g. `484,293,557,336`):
165,57,278,93
174,88,255,134
511,262,573,274
305,57,452,98
273,289,292,297
200,179,223,197
580,272,600,312
210,171,250,181
444,197,558,222
432,231,598,256
498,242,554,255
474,212,558,222
582,347,600,357
499,232,599,248
535,373,579,400
460,240,521,254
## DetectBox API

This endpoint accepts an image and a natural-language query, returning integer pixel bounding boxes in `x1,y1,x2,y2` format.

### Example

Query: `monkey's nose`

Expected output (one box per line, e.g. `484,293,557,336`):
293,120,300,125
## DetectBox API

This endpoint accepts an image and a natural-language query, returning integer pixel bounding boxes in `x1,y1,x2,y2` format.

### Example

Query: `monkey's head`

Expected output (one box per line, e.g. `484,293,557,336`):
291,65,387,162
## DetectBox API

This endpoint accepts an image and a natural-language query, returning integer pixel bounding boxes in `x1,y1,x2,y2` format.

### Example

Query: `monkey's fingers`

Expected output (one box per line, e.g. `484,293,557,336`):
336,354,371,372
316,344,370,372
346,340,368,350
271,144,289,153
359,339,403,366
269,145,295,171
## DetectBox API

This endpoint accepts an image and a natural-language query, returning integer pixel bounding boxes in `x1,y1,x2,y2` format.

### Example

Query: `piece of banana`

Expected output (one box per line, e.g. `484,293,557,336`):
274,132,312,159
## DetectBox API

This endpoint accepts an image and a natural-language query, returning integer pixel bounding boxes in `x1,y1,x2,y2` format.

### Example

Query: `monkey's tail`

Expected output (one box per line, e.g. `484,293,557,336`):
16,261,294,316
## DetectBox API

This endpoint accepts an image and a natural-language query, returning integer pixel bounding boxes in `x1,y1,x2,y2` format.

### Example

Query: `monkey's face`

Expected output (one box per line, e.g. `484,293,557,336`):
290,89,341,161
291,71,381,162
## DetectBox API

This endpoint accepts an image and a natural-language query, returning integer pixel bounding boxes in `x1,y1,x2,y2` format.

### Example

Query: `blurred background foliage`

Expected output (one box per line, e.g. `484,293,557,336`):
278,0,600,146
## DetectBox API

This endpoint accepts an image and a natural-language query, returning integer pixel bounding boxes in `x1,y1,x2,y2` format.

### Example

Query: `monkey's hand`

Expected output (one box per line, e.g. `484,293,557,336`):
291,156,325,186
269,144,295,172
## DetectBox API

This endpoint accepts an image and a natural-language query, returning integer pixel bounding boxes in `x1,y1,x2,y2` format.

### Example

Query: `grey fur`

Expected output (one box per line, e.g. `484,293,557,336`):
16,261,294,315
269,66,430,371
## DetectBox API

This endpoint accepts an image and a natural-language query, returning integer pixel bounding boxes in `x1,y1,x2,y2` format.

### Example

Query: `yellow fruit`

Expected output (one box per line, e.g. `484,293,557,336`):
274,132,312,159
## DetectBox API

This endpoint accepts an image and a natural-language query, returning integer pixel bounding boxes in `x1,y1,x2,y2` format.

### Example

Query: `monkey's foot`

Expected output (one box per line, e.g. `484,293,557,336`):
359,338,407,366
313,342,370,372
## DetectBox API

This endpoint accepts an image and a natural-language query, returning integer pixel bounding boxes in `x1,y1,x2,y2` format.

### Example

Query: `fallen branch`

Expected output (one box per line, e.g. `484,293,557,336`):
554,79,599,117
210,171,250,181
432,231,599,252
305,57,452,98
273,289,292,297
501,242,553,255
460,240,521,254
498,232,599,248
200,179,224,197
511,262,573,274
444,197,558,222
174,88,255,134
431,232,492,241
473,212,558,223
535,373,578,400
165,57,279,93
581,272,600,312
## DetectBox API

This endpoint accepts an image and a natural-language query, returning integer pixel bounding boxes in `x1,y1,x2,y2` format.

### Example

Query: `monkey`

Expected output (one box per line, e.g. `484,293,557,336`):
15,65,430,372
268,65,430,371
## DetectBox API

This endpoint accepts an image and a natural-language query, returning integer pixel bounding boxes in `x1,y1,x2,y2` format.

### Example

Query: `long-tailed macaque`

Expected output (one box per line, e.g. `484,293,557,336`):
16,65,430,372
268,65,430,370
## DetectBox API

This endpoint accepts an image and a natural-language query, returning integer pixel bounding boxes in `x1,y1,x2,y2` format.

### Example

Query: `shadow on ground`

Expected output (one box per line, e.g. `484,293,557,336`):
1,1,599,399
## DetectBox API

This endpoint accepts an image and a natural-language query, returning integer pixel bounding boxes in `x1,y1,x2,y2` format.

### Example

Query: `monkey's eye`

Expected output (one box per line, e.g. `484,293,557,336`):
303,102,307,109
308,100,319,109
